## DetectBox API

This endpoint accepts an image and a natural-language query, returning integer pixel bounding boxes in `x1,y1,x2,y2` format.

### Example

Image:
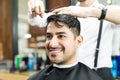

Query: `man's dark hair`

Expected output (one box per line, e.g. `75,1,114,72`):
46,14,81,37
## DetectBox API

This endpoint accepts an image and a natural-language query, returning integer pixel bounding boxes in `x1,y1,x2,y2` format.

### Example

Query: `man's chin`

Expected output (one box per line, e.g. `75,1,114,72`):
50,60,61,64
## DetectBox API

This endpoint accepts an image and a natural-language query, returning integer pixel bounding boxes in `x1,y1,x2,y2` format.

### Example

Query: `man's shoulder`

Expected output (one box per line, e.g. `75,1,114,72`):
27,64,53,80
77,62,103,80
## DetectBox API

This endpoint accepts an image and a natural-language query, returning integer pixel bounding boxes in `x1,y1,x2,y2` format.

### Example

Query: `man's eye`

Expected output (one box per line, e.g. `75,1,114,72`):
58,35,65,39
46,35,52,39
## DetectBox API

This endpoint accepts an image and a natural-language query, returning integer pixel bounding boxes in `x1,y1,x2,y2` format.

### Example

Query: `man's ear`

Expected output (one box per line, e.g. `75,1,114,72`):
76,35,83,48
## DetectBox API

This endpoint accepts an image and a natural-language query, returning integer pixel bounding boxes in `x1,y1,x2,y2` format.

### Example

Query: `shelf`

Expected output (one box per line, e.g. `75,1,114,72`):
28,26,46,49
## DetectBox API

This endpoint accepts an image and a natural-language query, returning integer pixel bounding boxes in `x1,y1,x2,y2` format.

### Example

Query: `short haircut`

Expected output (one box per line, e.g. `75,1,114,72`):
46,14,81,37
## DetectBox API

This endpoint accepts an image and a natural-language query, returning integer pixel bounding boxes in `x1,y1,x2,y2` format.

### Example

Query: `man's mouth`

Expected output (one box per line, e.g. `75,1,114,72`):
49,48,63,54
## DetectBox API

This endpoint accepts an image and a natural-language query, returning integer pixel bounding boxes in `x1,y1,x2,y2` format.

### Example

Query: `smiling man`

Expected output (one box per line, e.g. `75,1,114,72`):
45,19,80,65
28,14,103,80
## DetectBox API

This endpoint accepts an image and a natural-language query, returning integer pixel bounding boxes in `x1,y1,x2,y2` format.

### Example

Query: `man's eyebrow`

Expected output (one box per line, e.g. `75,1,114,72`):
46,32,67,35
56,32,67,35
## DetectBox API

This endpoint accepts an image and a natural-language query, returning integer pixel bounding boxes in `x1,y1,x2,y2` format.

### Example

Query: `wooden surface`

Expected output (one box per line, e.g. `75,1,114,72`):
0,72,29,80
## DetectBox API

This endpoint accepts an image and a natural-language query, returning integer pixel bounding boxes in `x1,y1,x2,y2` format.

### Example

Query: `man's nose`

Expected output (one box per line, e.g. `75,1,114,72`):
49,37,59,47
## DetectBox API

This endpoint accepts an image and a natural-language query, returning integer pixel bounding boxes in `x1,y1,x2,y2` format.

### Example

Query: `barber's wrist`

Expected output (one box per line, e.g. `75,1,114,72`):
98,7,107,20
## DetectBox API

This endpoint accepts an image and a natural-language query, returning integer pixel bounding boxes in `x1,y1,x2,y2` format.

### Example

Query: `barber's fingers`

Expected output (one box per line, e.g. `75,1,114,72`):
39,0,45,12
28,0,45,17
28,0,34,14
34,0,45,14
38,0,45,17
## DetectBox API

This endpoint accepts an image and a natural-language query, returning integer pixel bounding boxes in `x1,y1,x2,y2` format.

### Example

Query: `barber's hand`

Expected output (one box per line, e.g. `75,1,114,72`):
52,6,90,18
28,0,45,17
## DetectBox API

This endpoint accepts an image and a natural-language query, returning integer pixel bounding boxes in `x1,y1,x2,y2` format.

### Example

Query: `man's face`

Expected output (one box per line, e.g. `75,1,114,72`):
45,22,81,65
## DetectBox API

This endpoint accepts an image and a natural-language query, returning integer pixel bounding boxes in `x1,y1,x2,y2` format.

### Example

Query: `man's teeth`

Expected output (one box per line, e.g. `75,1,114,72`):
49,49,62,52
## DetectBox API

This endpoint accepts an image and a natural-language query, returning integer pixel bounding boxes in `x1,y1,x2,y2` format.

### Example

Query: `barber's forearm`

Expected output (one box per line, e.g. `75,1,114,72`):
105,5,120,24
90,6,120,24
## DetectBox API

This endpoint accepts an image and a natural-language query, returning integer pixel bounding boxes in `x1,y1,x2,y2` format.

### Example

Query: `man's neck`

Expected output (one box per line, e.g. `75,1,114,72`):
80,0,96,7
53,60,78,68
53,56,79,68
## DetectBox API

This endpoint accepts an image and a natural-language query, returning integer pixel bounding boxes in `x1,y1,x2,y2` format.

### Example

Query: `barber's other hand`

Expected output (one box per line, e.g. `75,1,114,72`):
52,6,90,18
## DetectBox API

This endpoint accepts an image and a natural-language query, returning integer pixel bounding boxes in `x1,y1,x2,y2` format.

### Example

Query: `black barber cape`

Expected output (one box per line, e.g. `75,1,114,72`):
28,62,103,80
